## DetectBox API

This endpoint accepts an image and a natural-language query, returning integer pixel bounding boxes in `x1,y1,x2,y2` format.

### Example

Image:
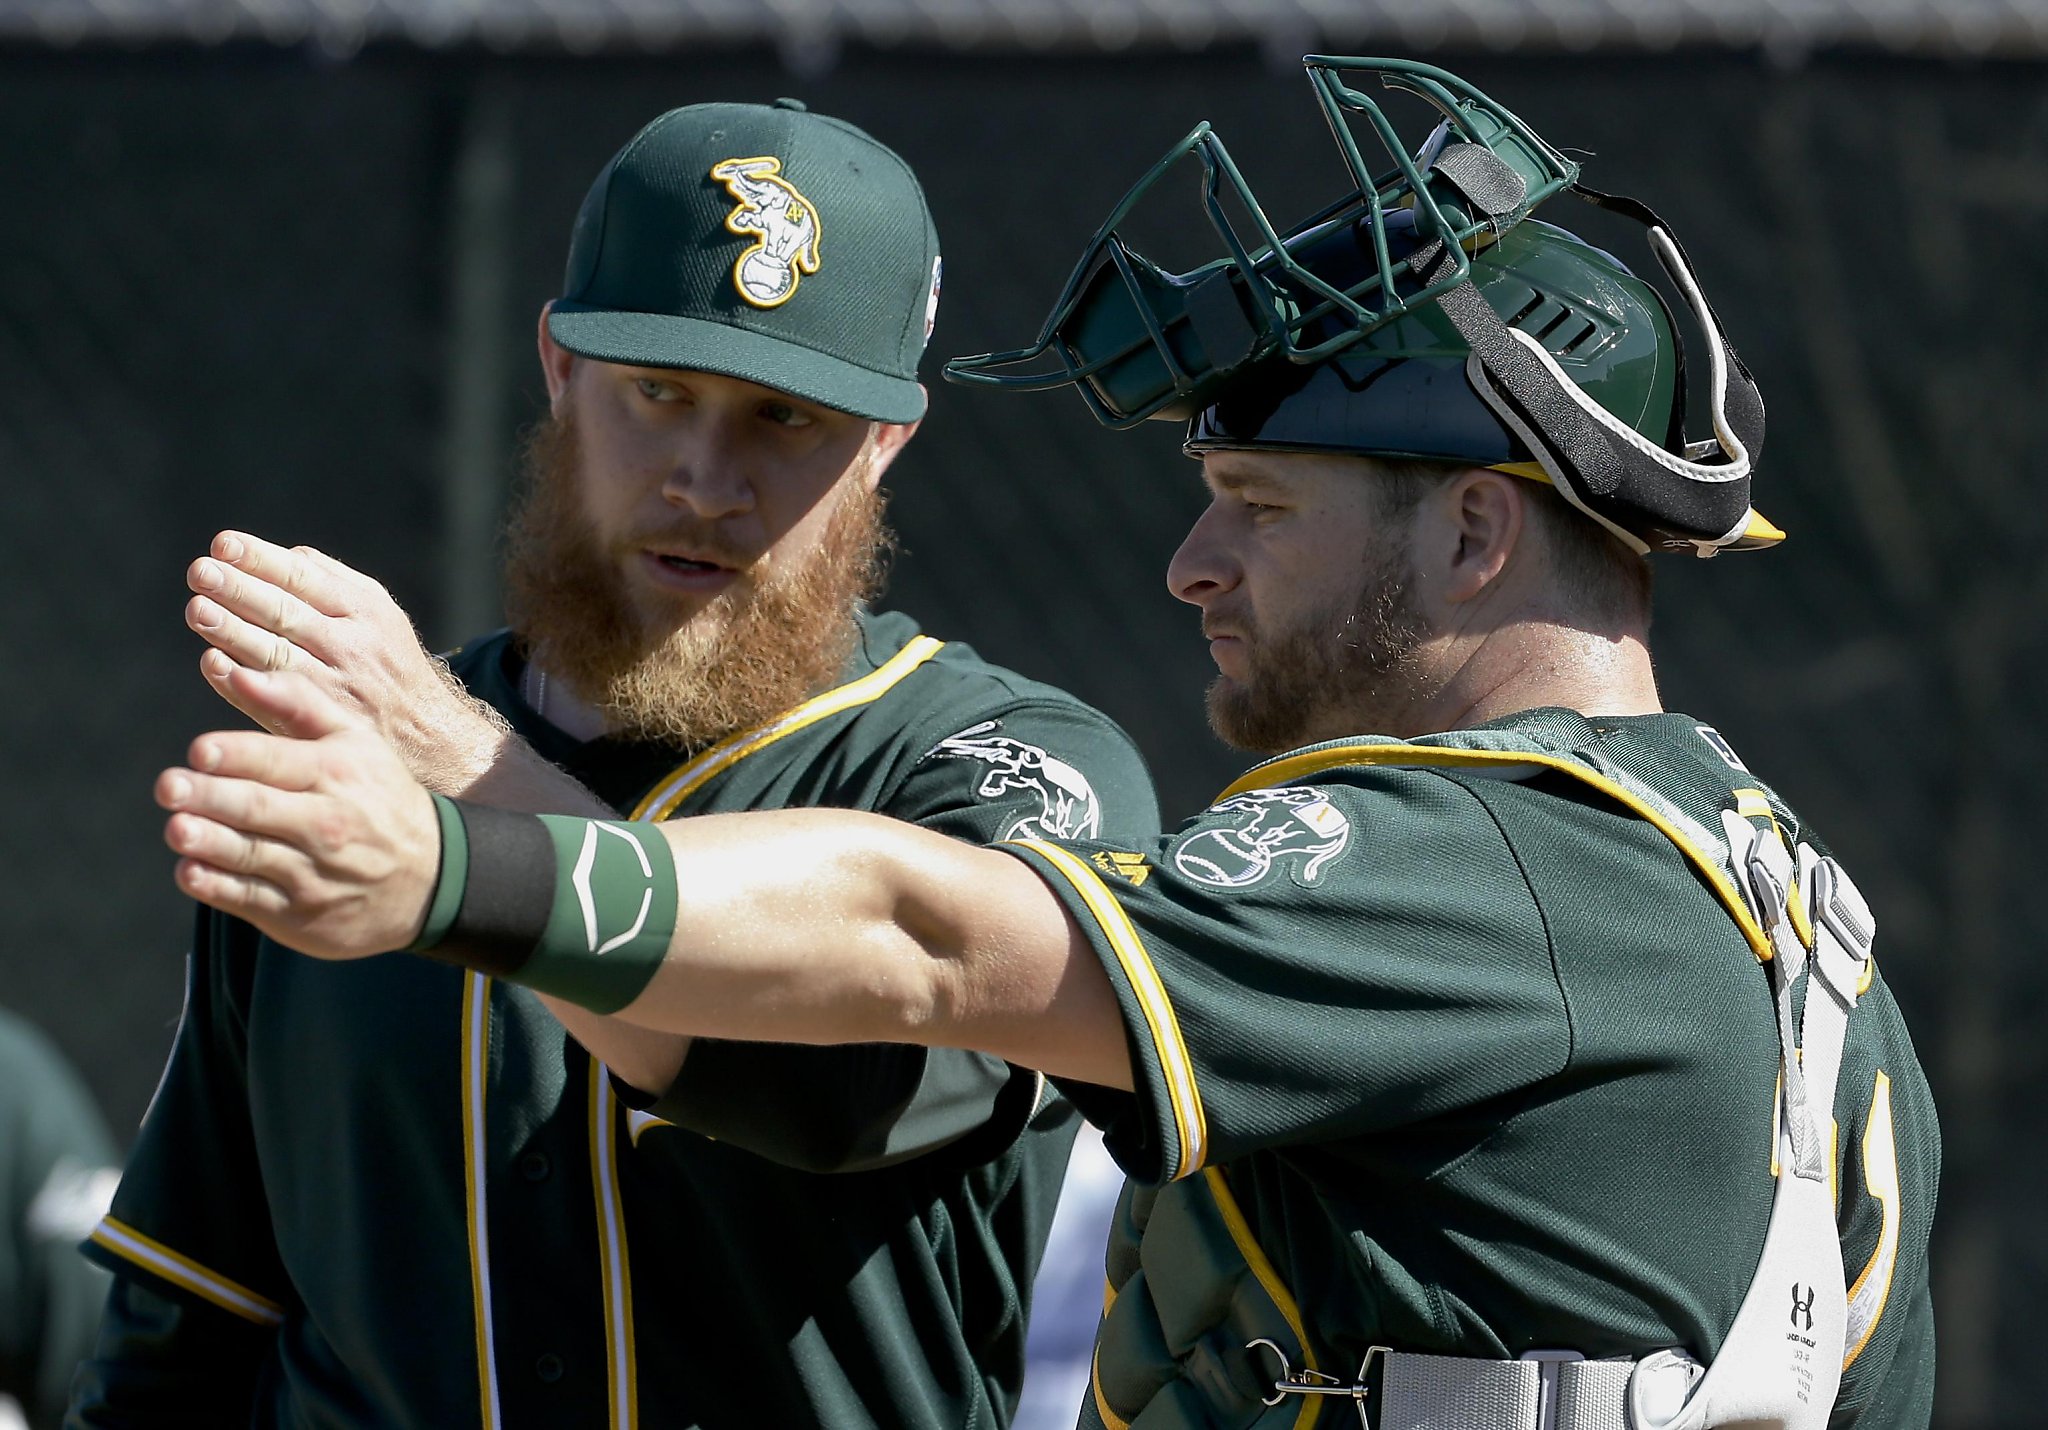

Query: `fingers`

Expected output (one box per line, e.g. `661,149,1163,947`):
286,543,361,586
189,549,329,654
159,735,364,911
187,589,322,678
178,681,354,781
160,765,314,922
206,531,356,617
173,855,291,922
197,650,366,742
162,740,319,807
196,647,300,735
197,655,329,733
164,806,305,885
215,666,359,740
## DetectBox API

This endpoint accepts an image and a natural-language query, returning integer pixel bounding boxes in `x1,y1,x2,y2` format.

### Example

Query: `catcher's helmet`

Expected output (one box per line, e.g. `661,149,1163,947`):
945,57,1780,557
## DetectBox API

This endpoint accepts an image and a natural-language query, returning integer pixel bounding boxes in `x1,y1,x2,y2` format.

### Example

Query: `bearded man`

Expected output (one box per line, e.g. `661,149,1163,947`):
70,99,1158,1429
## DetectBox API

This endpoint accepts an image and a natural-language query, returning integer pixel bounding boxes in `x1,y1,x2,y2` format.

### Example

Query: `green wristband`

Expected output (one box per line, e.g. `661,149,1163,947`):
408,795,469,953
409,799,678,1016
524,814,680,1015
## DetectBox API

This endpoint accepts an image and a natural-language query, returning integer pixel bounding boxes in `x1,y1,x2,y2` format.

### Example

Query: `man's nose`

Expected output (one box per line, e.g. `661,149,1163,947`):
1166,506,1238,608
660,432,755,520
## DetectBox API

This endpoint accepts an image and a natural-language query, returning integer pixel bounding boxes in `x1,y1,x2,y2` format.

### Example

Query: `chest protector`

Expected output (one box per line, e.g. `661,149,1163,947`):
1084,729,1876,1430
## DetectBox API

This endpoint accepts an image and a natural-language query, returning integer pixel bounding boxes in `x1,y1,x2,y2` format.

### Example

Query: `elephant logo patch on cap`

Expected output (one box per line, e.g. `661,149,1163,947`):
710,156,822,308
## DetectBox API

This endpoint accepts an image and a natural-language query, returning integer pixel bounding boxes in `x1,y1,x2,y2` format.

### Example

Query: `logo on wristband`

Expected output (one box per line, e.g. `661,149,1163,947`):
573,822,658,954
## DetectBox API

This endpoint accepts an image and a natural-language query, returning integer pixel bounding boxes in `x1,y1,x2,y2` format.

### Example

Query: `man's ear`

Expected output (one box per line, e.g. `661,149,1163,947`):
1437,468,1527,604
537,302,576,411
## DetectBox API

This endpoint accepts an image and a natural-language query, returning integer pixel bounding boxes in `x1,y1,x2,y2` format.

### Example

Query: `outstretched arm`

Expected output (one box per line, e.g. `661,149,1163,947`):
157,670,1132,1092
182,531,691,1093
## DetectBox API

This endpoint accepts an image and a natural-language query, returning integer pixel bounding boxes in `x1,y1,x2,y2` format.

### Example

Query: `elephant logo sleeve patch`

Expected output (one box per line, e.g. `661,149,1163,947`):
928,719,1103,841
710,156,823,308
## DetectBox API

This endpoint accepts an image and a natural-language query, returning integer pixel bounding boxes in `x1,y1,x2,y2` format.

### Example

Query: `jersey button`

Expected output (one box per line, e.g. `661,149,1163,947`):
535,1353,565,1383
518,1152,551,1182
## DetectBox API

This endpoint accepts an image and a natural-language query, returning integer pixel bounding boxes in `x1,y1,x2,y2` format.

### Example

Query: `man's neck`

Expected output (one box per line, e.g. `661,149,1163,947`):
522,659,611,743
1299,620,1661,747
1428,621,1662,733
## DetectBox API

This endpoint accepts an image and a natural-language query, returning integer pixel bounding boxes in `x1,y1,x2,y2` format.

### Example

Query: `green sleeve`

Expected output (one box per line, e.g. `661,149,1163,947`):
64,1275,275,1430
1002,767,1570,1186
885,701,1161,847
68,911,287,1425
0,1012,118,1429
647,699,1161,1173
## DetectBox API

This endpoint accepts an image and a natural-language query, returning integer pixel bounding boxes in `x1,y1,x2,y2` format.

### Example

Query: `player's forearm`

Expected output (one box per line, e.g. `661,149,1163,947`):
417,803,1130,1089
541,994,693,1095
632,810,980,1044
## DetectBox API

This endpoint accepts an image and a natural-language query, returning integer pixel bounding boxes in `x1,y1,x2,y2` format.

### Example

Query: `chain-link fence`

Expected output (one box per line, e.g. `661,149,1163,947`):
3,41,2043,1425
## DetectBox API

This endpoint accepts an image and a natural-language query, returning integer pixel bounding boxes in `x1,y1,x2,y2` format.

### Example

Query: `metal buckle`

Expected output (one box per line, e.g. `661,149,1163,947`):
1247,1340,1387,1429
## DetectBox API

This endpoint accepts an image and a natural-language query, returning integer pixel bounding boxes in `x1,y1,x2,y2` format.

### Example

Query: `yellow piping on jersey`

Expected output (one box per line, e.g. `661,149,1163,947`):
1844,1072,1902,1369
629,637,945,821
461,973,504,1430
589,1064,639,1429
557,634,941,1422
88,1217,285,1327
1221,744,1771,963
1091,1342,1132,1430
1009,838,1208,1180
1205,1168,1324,1430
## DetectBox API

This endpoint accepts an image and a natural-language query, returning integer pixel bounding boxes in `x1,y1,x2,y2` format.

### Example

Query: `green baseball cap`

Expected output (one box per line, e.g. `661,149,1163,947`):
547,98,941,424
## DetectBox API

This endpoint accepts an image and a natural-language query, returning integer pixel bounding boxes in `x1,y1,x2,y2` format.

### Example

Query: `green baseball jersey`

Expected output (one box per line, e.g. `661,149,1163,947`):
0,1011,117,1430
1002,708,1937,1430
71,610,1161,1430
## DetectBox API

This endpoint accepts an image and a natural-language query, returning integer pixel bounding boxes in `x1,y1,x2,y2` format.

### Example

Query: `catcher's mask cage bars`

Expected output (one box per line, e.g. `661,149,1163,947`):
943,57,1580,428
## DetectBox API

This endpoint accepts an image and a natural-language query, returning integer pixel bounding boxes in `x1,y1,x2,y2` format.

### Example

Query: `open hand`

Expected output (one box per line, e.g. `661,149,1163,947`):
158,665,441,961
185,531,507,790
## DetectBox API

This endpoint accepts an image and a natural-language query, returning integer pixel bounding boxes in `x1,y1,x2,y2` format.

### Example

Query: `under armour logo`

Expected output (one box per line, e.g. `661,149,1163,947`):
1789,1283,1815,1330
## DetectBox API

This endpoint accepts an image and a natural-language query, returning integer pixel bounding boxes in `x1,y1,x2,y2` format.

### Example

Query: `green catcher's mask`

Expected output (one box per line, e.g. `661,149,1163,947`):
944,57,1781,556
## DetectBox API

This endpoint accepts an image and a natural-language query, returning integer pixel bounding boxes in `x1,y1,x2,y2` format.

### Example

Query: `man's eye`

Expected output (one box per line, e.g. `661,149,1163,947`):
760,402,815,429
635,378,680,402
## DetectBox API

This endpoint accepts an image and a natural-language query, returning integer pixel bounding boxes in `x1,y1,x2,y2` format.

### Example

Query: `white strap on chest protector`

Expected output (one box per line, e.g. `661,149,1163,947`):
1623,816,1875,1430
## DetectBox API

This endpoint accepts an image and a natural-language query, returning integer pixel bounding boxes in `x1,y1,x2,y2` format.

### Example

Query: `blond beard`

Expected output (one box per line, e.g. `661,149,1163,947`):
502,411,893,748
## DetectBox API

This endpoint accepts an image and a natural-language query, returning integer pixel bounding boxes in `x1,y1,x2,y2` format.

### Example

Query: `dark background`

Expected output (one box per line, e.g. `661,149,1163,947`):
2,32,2041,1427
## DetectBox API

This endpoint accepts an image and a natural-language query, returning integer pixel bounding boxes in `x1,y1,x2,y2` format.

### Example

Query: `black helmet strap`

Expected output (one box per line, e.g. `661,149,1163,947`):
1569,184,1768,465
1410,192,1767,557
